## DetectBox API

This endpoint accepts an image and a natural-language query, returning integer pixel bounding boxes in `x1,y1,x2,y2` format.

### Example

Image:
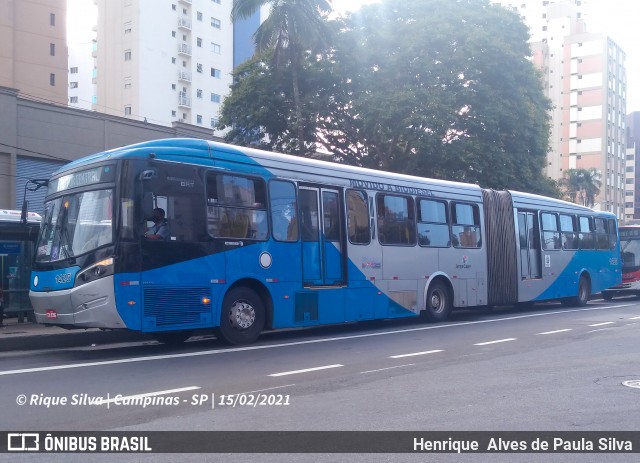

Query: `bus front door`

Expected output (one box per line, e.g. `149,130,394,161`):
299,186,345,286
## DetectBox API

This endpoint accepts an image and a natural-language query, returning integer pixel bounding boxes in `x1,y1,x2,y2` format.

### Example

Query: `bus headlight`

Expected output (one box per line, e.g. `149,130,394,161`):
75,257,114,287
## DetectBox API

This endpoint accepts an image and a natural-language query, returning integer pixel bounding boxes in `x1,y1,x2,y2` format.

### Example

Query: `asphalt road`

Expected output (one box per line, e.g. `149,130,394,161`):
1,299,639,462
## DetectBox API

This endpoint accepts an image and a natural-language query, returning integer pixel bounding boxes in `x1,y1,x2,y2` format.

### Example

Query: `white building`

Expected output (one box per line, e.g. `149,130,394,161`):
90,0,236,133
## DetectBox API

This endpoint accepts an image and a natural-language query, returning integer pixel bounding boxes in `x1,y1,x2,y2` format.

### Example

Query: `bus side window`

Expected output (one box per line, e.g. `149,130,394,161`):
578,216,594,249
608,218,617,249
417,198,450,247
346,189,370,245
451,202,481,248
559,214,577,250
595,218,609,250
269,180,298,242
541,212,560,250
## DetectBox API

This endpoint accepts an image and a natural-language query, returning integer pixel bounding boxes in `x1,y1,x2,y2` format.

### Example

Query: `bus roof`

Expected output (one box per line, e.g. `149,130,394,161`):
0,209,41,223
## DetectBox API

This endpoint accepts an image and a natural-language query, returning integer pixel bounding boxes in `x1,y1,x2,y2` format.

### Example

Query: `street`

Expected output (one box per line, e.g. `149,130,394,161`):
1,299,640,462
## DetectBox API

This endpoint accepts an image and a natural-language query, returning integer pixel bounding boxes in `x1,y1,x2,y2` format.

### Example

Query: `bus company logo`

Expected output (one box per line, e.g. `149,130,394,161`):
7,433,40,452
167,176,195,188
361,258,381,269
456,256,471,269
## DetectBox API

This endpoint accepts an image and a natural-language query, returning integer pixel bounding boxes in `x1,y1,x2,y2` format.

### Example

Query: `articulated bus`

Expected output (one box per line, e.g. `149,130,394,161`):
29,139,621,344
602,225,640,299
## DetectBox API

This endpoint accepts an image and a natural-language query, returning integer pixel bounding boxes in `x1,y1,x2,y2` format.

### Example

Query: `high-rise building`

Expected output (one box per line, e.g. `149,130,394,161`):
627,112,640,221
0,0,68,105
494,0,627,217
92,0,235,132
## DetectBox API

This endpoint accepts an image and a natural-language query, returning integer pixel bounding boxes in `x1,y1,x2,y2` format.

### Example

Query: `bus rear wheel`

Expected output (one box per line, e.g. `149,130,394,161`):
218,287,265,345
562,275,590,307
422,280,452,322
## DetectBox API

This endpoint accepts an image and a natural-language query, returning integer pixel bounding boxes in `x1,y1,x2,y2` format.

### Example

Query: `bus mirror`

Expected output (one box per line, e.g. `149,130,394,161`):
142,192,154,220
20,199,29,225
139,170,156,181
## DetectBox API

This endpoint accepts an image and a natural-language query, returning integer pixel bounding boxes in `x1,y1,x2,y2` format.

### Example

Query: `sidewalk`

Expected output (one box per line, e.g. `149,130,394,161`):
0,318,149,351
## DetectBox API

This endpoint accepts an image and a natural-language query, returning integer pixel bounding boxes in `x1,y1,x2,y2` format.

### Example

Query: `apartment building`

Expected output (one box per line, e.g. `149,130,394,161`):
0,0,67,105
93,0,235,132
626,112,640,221
494,0,627,217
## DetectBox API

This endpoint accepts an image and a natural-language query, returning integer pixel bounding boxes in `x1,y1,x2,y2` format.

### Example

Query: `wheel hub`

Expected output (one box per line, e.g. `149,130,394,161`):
229,301,256,330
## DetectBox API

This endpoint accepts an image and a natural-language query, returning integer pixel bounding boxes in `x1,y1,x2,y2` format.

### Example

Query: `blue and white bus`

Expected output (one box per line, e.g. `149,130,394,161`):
29,139,621,344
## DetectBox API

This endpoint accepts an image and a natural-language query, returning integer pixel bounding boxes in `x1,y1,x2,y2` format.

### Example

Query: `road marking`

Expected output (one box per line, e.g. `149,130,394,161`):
103,386,200,405
474,338,516,346
537,329,573,335
587,329,610,334
589,322,615,327
268,364,343,377
389,349,444,359
360,364,415,374
239,384,296,394
629,316,640,320
0,303,636,377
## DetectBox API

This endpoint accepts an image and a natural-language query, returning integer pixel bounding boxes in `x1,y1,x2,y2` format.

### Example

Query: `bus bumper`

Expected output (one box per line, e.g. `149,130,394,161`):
30,275,127,328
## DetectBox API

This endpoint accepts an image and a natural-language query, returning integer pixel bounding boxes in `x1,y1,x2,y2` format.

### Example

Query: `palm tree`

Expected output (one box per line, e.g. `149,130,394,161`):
231,0,333,153
560,168,601,208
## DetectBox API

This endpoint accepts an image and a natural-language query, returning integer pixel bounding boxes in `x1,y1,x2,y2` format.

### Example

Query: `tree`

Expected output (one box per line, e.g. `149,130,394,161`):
315,0,556,196
230,0,333,153
560,168,601,207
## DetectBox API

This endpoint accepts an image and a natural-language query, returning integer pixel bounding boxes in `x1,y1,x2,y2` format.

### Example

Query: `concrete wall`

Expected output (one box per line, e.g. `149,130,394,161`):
0,85,220,209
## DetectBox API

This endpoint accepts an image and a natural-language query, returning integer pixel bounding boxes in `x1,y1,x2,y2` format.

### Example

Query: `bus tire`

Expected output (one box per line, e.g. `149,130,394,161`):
562,275,590,307
218,287,265,345
154,331,192,345
422,280,452,322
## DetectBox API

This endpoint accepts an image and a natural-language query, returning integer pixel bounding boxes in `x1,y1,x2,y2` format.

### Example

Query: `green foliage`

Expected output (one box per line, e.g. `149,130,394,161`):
559,168,602,207
223,0,558,196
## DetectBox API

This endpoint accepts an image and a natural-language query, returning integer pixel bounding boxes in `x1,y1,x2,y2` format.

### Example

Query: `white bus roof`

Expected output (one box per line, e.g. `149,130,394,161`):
0,209,42,223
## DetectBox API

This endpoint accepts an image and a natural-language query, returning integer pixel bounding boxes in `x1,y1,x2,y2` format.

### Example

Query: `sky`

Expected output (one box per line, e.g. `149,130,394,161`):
66,0,639,111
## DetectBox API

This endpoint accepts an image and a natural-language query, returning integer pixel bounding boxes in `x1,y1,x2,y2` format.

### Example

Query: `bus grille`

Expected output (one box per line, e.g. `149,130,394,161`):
143,286,212,327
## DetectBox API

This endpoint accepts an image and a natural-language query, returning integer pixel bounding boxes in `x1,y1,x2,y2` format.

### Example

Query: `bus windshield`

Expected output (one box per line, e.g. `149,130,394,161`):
35,189,113,262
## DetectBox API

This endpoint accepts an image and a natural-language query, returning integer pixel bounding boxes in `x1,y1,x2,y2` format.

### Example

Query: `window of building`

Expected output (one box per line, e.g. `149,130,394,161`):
417,198,449,247
124,50,132,61
124,106,132,116
211,42,221,54
212,0,221,4
197,37,202,47
69,96,78,104
49,73,55,86
69,82,78,89
211,93,221,103
197,63,203,73
197,115,203,124
172,110,177,117
50,13,55,26
172,57,176,64
376,194,416,246
211,17,221,29
50,43,55,56
197,11,203,21
172,4,176,10
172,31,176,37
171,84,176,90
197,89,203,98
211,68,221,78
70,67,78,74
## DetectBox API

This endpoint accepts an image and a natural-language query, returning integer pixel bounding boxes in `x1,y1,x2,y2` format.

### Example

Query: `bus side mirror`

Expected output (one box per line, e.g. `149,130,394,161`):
142,192,154,220
20,199,29,225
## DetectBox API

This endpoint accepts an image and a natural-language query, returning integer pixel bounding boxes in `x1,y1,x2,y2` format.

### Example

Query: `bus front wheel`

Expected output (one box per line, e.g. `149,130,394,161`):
422,280,452,322
218,287,265,345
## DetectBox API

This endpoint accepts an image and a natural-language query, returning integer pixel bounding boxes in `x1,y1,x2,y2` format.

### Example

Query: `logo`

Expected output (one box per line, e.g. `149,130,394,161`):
456,255,471,269
7,433,40,452
361,258,381,269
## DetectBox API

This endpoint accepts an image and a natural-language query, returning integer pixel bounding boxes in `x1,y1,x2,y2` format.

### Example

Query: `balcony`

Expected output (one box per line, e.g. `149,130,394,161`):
177,70,192,82
177,43,192,56
178,92,191,108
177,17,192,30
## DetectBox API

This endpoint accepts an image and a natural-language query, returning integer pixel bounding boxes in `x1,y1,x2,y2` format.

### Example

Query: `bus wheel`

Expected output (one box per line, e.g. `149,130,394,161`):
422,280,452,322
154,331,192,345
218,287,265,345
562,275,590,307
601,291,614,301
